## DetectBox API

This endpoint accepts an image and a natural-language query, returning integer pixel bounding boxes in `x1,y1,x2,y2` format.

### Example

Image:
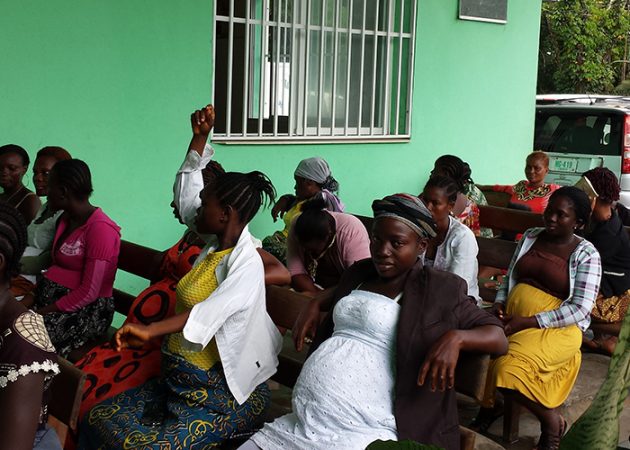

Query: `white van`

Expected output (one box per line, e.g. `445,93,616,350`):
534,96,630,207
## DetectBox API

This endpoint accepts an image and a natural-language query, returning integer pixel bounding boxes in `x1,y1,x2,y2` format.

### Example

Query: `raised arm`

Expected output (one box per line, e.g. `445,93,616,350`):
173,105,216,231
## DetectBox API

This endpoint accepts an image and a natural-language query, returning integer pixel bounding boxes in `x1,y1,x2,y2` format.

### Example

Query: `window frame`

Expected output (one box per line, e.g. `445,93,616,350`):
212,0,418,144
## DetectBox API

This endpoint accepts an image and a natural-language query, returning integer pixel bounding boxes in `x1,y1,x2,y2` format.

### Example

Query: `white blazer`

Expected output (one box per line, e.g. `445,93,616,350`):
174,146,282,405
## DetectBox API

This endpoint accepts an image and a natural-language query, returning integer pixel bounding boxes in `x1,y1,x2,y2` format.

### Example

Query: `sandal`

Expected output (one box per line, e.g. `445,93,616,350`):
533,416,567,450
469,406,504,433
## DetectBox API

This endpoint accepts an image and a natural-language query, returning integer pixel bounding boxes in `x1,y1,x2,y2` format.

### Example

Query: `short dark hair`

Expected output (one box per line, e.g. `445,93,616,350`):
433,154,473,192
423,174,459,203
36,146,72,162
0,201,27,279
50,159,94,200
549,186,592,225
210,171,276,224
294,197,335,243
0,144,30,167
583,167,620,203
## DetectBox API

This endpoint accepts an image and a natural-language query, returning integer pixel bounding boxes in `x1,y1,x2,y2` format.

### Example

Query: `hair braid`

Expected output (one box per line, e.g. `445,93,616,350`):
212,171,276,224
51,159,93,200
583,167,620,203
423,174,460,203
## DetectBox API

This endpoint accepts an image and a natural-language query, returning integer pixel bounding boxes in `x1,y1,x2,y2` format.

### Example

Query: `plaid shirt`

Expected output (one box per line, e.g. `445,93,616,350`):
496,228,601,331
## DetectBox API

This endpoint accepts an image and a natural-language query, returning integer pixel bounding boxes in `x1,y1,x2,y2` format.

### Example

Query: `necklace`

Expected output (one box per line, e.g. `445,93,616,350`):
307,234,337,279
4,185,25,204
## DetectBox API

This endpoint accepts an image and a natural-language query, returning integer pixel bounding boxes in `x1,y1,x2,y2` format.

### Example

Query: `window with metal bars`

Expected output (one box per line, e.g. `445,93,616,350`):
213,0,417,142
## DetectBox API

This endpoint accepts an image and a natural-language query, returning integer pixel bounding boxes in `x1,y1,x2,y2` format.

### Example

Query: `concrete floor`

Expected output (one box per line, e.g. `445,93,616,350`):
460,352,630,450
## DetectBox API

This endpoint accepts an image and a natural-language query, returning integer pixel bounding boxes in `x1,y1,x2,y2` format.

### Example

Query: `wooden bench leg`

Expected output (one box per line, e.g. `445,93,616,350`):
503,397,521,444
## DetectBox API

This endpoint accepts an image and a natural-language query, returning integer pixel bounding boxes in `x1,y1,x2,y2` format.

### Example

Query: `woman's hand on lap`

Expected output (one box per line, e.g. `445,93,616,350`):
293,298,321,352
418,330,463,392
503,314,538,336
115,323,153,351
491,302,505,320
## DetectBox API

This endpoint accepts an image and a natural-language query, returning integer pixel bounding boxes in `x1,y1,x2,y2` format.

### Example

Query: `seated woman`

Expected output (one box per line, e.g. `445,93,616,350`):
0,144,41,224
11,146,72,298
421,175,480,303
32,159,121,358
79,105,283,449
479,150,560,214
0,203,61,450
431,154,492,237
263,156,344,262
238,193,507,450
74,157,289,421
287,198,370,295
474,187,601,450
577,167,630,355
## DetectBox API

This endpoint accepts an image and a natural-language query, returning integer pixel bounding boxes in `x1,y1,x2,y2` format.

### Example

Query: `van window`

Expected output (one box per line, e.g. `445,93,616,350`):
534,111,622,156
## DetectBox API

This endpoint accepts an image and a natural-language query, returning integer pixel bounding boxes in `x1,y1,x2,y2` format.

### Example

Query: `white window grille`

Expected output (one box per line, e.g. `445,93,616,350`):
213,0,417,143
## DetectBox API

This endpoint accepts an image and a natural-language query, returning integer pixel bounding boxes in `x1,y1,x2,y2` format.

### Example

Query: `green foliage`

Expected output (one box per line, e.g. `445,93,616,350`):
538,0,630,94
366,440,444,450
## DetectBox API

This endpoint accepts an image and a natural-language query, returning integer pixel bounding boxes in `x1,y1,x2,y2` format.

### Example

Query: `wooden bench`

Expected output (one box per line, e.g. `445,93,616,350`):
48,357,87,443
91,233,496,449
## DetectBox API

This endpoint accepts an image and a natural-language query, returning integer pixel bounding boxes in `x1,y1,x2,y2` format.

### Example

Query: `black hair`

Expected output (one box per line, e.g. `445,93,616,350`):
583,167,620,203
320,175,339,193
423,174,459,204
0,201,27,279
50,159,94,200
202,160,226,187
433,154,473,193
549,186,592,225
210,171,276,223
0,144,30,167
36,146,72,162
294,197,336,243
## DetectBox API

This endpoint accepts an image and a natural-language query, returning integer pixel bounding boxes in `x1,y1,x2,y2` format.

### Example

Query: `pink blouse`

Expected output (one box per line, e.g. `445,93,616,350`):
45,208,121,312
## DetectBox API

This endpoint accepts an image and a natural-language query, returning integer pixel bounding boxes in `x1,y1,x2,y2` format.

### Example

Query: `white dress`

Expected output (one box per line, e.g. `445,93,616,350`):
252,289,400,450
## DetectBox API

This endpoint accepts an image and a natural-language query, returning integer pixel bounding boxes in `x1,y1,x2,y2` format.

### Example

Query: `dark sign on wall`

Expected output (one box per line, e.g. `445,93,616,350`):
459,0,508,24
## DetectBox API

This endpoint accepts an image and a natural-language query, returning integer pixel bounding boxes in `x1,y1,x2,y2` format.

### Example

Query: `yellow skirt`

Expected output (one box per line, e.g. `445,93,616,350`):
483,283,582,409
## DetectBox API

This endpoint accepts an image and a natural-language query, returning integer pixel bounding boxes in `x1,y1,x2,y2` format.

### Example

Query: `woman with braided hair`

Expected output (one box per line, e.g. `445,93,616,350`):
431,154,492,237
0,202,61,450
576,167,630,355
32,159,121,358
79,105,283,449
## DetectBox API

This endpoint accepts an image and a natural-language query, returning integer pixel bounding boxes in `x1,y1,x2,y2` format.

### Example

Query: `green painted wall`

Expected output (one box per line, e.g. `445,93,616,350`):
0,0,542,294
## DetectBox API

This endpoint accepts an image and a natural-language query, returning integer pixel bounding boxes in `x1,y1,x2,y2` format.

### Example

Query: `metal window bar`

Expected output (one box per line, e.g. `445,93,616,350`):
394,0,405,135
330,0,340,135
369,0,380,136
356,0,367,136
213,0,417,141
273,0,281,136
288,0,298,137
242,0,251,137
316,0,326,136
382,0,394,136
343,0,353,135
405,0,418,135
258,0,268,136
226,0,235,137
303,0,311,136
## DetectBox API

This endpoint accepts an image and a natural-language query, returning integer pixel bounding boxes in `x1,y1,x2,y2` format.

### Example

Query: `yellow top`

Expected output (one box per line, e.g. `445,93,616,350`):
281,200,305,237
166,247,233,370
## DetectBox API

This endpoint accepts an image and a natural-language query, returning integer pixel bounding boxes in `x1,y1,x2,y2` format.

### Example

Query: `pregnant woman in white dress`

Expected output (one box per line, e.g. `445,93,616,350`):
240,194,507,450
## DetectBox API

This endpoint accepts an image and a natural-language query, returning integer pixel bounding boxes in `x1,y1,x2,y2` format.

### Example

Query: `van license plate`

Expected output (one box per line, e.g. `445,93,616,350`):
552,158,579,173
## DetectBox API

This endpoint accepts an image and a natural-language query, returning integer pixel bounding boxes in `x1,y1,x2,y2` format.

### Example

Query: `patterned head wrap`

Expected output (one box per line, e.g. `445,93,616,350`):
295,157,333,185
372,193,437,239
